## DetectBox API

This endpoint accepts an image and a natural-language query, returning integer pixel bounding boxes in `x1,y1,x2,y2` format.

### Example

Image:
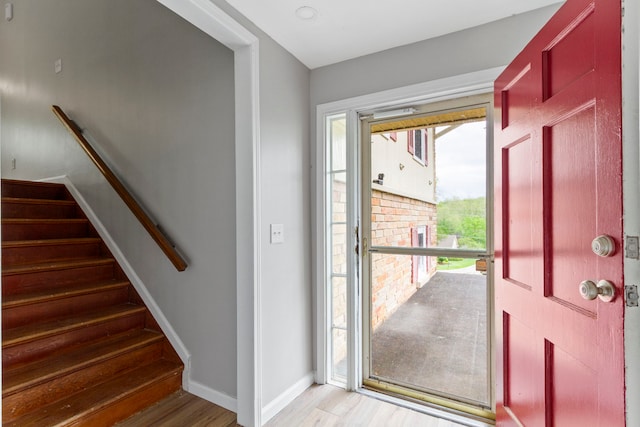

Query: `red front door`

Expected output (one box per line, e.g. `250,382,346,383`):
494,0,624,425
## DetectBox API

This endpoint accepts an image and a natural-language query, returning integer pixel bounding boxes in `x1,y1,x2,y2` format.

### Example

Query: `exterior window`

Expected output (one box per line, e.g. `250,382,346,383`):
326,113,347,383
407,129,428,165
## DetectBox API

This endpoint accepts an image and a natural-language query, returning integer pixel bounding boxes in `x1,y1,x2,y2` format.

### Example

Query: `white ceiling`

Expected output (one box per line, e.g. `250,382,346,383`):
225,0,562,69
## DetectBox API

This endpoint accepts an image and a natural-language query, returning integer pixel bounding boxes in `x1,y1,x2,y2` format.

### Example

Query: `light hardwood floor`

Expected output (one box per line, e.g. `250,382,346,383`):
117,385,472,426
115,390,237,426
265,385,467,427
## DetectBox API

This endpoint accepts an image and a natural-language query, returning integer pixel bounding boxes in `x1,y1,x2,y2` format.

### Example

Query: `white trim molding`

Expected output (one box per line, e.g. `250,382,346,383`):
234,42,263,427
261,372,315,424
315,66,504,117
155,0,256,49
188,379,239,413
154,2,263,425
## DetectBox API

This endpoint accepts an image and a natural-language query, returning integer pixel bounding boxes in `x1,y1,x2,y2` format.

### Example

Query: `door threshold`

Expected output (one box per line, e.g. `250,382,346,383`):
360,382,495,427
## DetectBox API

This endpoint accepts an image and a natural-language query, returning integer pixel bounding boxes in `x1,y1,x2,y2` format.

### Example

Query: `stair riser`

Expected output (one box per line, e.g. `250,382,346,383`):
2,242,103,267
3,312,146,368
2,202,79,219
1,182,69,201
2,342,165,422
2,222,90,240
3,287,130,329
65,371,183,427
3,264,116,296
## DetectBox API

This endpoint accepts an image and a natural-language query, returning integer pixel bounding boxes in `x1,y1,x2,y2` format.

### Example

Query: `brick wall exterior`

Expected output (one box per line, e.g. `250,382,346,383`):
330,183,438,369
370,189,438,330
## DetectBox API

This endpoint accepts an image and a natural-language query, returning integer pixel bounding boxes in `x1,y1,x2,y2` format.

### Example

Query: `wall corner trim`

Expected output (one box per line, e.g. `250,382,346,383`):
155,0,257,47
187,379,239,413
261,372,315,424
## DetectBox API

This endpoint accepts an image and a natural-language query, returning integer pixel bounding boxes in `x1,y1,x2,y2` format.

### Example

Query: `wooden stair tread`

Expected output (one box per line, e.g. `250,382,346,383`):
3,303,146,348
2,279,130,309
1,180,69,201
3,329,164,396
1,179,183,424
4,359,183,427
2,256,114,276
3,237,102,249
2,218,88,224
1,179,66,188
1,197,77,206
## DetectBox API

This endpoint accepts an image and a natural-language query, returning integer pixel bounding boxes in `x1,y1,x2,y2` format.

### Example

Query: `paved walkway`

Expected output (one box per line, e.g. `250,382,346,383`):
371,270,488,405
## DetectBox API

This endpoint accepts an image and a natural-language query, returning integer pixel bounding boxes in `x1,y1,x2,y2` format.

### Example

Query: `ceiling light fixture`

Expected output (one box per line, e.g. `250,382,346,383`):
295,6,318,21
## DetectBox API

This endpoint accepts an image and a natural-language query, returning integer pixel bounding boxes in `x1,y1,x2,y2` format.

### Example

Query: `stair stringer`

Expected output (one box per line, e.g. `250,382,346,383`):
39,175,192,387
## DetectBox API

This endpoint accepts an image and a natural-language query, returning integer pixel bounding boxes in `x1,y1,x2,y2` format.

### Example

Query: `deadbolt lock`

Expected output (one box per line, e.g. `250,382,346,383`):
592,235,616,257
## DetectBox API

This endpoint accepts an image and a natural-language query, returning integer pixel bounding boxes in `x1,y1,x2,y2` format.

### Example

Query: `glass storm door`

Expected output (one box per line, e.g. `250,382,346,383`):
360,97,494,420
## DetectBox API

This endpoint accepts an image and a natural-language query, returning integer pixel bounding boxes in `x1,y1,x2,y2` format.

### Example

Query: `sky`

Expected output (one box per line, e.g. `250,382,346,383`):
435,121,487,201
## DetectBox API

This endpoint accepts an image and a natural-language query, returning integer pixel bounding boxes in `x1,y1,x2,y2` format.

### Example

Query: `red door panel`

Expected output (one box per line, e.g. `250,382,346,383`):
494,0,623,425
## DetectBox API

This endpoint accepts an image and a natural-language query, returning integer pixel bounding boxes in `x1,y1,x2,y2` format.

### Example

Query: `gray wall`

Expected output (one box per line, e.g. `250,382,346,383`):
310,4,562,106
0,0,313,407
258,38,313,404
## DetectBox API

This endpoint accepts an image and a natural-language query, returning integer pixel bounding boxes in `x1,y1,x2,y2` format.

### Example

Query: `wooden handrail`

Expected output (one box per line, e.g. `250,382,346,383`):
52,105,188,271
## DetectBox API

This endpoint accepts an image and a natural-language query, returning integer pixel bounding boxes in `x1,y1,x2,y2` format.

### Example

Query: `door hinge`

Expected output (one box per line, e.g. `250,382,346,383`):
625,285,639,307
625,236,640,259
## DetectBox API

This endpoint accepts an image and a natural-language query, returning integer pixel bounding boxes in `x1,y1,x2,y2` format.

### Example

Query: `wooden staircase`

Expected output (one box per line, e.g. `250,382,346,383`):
1,179,184,426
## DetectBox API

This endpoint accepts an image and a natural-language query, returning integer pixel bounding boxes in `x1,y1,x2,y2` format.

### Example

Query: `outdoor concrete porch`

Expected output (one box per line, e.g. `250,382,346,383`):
371,269,488,406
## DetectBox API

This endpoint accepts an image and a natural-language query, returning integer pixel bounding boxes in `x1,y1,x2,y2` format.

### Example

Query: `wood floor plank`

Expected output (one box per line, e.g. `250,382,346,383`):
264,383,331,425
265,385,478,427
116,390,237,427
299,407,339,426
317,386,362,417
118,385,488,426
340,393,381,425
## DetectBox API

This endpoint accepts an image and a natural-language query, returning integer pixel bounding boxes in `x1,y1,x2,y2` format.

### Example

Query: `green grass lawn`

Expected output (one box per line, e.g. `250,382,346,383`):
436,258,476,271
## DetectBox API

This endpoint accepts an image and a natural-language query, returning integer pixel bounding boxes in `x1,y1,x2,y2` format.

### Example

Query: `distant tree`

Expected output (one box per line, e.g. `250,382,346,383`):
459,216,486,248
437,197,486,249
437,217,455,238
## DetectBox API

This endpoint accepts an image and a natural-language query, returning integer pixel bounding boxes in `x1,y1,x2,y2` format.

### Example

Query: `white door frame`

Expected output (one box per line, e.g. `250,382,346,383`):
314,66,503,394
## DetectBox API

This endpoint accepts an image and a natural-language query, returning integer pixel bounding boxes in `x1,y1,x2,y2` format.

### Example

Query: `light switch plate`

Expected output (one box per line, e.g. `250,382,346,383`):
270,224,284,244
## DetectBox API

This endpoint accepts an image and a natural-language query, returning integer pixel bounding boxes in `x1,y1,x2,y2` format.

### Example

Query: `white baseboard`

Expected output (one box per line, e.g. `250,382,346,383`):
187,379,238,413
261,372,315,424
39,175,193,385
